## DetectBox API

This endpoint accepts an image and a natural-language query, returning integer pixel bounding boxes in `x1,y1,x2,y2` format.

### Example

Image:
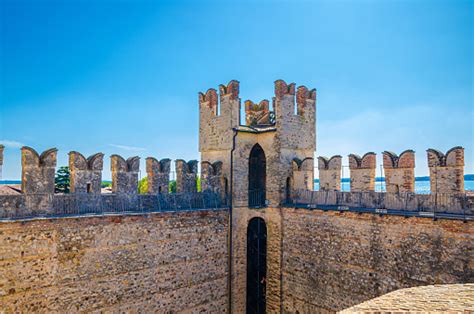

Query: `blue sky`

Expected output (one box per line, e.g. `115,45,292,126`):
1,0,472,180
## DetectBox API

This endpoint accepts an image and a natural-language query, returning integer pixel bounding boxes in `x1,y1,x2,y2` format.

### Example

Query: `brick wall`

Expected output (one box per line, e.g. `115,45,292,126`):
281,207,472,313
0,209,228,312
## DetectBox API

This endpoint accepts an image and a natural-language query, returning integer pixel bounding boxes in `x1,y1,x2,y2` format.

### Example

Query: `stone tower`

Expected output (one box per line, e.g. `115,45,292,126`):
199,80,316,312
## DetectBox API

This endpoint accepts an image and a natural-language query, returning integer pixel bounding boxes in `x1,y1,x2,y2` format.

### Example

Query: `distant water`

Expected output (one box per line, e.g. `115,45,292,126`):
1,179,473,193
314,180,474,193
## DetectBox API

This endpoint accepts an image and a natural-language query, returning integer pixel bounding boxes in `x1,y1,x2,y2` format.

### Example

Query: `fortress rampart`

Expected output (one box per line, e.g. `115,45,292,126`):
0,80,472,313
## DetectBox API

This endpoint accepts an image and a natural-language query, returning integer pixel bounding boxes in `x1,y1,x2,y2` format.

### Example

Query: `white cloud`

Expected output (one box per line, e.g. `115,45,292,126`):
109,144,147,152
0,140,25,148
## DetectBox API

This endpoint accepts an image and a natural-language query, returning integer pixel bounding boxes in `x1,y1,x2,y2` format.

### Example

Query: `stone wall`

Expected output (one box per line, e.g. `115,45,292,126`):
382,150,415,193
0,209,229,312
349,152,376,192
318,155,342,191
281,207,473,313
427,147,465,194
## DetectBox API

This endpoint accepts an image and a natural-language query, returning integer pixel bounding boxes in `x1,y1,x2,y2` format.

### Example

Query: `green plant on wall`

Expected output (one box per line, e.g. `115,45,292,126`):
169,180,176,193
138,177,148,194
55,166,70,193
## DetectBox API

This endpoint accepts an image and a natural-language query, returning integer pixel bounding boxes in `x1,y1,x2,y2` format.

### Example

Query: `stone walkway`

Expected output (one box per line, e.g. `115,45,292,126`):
339,284,474,313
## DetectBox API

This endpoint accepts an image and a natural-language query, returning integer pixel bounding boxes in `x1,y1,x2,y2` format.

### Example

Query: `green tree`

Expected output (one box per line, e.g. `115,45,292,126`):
169,180,176,193
55,166,70,193
138,177,148,194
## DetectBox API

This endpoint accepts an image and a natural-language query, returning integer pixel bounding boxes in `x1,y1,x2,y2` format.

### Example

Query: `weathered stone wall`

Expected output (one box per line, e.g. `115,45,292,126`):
281,207,473,313
21,147,57,194
382,150,415,193
318,155,342,191
110,155,140,194
69,152,104,194
175,159,198,193
146,157,171,194
349,152,376,192
0,209,229,312
427,147,465,194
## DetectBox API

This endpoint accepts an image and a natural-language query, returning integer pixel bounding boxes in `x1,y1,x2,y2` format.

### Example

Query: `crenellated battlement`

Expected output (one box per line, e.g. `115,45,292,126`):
318,155,342,191
111,155,140,194
245,99,271,126
146,157,171,194
21,146,58,194
427,147,464,194
382,150,415,193
348,152,376,192
69,152,104,194
175,159,198,193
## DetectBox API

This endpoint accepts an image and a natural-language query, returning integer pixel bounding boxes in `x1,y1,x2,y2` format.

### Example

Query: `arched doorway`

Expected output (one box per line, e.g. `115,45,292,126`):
246,217,267,314
248,144,266,207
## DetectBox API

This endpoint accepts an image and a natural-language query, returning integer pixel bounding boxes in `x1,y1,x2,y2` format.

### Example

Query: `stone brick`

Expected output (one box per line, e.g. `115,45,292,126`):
21,146,57,194
69,151,104,194
175,159,198,193
318,155,342,191
382,150,415,193
146,157,171,194
349,152,376,192
110,155,140,194
427,147,465,194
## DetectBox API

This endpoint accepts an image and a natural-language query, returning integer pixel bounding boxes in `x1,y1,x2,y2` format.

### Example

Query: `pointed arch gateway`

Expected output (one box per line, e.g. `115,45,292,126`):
248,144,266,207
246,217,267,314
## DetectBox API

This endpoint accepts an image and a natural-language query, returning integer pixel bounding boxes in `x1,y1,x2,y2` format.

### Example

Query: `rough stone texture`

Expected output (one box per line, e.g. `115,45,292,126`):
110,155,140,194
427,147,465,194
69,152,104,194
318,155,342,191
0,209,229,312
339,283,474,313
175,160,198,193
21,147,57,194
281,207,473,313
349,153,376,192
201,161,227,197
245,99,271,126
292,157,314,191
382,150,415,193
146,157,171,194
231,206,283,314
0,144,4,179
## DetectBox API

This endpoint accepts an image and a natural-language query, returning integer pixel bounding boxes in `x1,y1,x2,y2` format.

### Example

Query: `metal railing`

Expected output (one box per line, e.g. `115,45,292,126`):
287,189,473,220
248,189,266,208
0,191,228,220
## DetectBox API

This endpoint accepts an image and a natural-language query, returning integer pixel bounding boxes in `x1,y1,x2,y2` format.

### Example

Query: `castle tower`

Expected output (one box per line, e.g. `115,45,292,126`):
427,146,464,194
348,152,376,192
318,155,342,191
199,80,316,312
382,150,415,193
69,152,104,194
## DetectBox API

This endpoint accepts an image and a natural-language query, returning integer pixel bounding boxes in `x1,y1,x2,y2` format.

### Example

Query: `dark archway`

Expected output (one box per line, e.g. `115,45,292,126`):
246,217,267,314
248,144,266,207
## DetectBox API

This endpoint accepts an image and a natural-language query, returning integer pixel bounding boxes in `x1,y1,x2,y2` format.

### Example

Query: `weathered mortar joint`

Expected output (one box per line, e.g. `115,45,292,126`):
427,146,464,194
21,146,57,194
318,155,342,191
146,157,171,194
69,151,104,194
110,155,140,194
175,159,199,193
